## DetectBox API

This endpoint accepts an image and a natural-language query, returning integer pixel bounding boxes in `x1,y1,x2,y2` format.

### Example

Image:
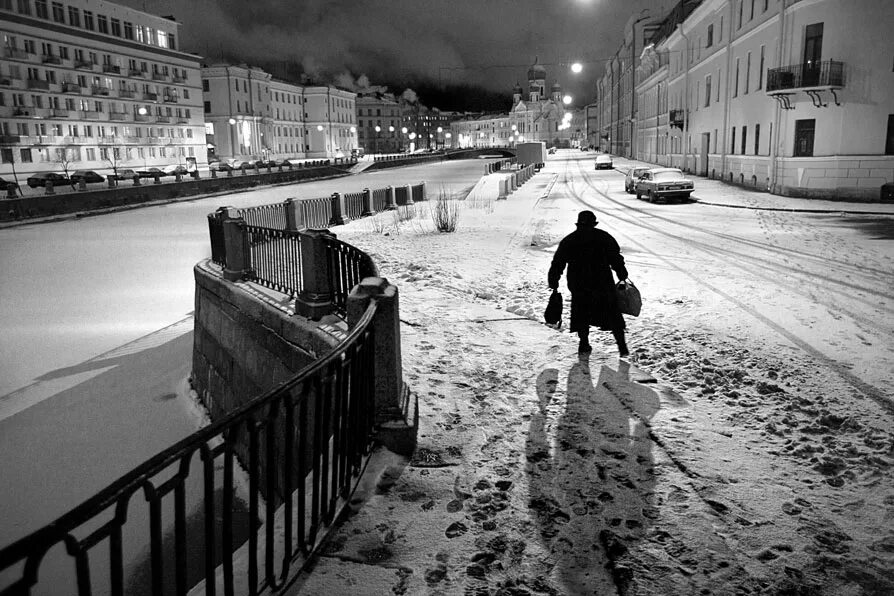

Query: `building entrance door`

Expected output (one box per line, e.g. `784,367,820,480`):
700,132,710,176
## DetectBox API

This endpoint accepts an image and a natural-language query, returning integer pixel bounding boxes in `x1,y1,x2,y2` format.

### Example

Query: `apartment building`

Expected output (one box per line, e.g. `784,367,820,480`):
301,85,357,158
0,0,206,180
356,92,402,154
630,0,894,199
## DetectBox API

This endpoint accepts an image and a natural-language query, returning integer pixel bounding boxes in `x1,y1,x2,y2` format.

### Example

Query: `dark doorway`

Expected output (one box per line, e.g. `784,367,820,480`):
803,23,824,86
794,119,816,157
885,115,894,155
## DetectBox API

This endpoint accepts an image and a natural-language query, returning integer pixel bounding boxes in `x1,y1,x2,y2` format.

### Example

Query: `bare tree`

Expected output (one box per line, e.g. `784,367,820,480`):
102,144,127,186
55,145,78,189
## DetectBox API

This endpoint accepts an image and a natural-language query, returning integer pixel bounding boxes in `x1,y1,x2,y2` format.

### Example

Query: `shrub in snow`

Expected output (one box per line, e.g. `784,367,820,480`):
431,191,460,233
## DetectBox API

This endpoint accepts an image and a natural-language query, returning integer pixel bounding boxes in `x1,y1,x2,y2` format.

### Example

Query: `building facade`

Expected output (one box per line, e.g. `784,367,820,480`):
202,64,357,162
0,0,206,180
356,92,402,154
622,0,894,199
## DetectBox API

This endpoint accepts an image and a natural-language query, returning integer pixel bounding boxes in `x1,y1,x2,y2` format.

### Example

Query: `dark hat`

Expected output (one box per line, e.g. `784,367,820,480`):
576,210,598,226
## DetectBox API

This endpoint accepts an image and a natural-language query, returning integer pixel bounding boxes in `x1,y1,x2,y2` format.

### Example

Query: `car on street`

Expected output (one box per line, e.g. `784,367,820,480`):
634,168,695,203
70,170,105,184
26,172,70,188
163,164,189,177
111,168,140,181
594,154,613,170
624,167,651,193
137,167,166,179
208,160,233,172
0,176,21,194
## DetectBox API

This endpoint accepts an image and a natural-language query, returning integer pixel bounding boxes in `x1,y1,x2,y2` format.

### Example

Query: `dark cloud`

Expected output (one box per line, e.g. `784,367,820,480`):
124,0,671,108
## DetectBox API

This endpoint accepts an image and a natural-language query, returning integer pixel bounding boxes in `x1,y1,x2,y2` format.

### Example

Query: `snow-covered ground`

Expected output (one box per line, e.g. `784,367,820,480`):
292,150,894,595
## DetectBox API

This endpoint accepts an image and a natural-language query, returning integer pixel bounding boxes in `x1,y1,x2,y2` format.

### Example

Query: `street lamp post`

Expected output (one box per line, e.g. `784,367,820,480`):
374,125,381,155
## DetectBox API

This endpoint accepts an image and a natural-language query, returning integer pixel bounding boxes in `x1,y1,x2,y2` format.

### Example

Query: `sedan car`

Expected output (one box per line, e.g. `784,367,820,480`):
634,168,695,203
0,176,20,194
111,168,140,181
594,154,613,170
624,167,651,193
70,170,105,184
163,164,189,176
26,172,70,188
137,167,166,179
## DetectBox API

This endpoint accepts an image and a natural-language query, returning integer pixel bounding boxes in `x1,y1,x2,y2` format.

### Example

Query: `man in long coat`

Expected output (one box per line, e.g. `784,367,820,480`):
548,210,629,356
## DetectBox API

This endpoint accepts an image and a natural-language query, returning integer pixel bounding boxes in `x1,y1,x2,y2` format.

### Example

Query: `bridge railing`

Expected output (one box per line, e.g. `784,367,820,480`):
0,301,379,596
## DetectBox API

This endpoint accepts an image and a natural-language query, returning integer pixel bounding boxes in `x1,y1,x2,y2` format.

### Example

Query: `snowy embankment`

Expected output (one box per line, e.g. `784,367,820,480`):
287,171,894,595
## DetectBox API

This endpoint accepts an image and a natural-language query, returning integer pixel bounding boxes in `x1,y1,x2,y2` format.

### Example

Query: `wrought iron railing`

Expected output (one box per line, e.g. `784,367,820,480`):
0,301,378,596
237,203,286,230
244,225,304,297
766,60,844,92
394,186,410,205
372,188,387,212
297,196,332,230
343,192,364,220
323,236,379,316
208,214,226,267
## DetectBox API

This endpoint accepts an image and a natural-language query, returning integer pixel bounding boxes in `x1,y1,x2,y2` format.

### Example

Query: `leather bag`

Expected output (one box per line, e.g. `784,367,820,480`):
616,280,642,317
544,290,563,325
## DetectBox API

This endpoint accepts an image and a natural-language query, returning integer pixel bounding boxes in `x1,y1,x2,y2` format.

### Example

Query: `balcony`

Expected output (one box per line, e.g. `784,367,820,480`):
91,85,110,96
74,59,94,70
128,68,145,77
176,117,189,124
109,111,128,121
41,54,62,65
63,136,90,145
143,92,158,101
0,135,21,144
118,88,135,98
766,60,845,93
102,64,121,74
62,82,83,93
51,108,71,118
3,47,31,60
134,113,153,122
26,78,50,91
172,75,187,84
0,76,12,87
98,136,117,144
162,94,178,103
151,72,168,81
80,110,102,120
155,115,171,123
669,109,686,130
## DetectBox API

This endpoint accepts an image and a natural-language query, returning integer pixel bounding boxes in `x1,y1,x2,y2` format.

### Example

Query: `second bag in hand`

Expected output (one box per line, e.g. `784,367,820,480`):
616,280,642,317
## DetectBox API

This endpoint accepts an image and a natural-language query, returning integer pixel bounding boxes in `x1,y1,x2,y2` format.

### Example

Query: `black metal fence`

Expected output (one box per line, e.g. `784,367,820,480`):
208,214,226,267
766,60,844,92
245,226,304,298
323,236,379,317
0,302,378,596
238,203,286,230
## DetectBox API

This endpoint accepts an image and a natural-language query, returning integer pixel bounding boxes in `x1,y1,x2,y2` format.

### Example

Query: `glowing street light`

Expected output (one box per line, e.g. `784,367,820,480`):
374,125,381,133
401,127,408,134
316,125,324,131
563,95,573,105
571,62,583,74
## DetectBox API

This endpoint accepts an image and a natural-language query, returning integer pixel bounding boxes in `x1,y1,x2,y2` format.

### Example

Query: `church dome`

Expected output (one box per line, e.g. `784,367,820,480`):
513,82,523,94
527,58,546,80
551,82,562,91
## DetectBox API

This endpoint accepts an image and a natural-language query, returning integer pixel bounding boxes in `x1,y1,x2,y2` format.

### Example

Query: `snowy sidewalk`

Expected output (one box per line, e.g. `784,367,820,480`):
611,155,894,216
282,160,894,595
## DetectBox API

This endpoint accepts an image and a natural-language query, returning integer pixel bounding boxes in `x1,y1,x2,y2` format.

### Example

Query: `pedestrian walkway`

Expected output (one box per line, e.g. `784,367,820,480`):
611,156,894,216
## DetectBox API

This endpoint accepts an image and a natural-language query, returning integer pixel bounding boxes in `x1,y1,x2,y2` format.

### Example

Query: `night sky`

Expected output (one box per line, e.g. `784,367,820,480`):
120,0,671,111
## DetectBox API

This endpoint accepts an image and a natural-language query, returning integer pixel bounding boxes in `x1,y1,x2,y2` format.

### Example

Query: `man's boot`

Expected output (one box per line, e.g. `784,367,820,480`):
613,330,629,357
578,331,592,354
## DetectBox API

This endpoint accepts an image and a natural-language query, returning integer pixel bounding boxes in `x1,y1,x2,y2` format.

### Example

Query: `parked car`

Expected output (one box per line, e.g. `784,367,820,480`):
0,176,21,194
548,147,557,155
163,164,189,176
208,161,233,172
26,172,70,188
70,170,105,184
111,168,140,181
137,167,166,179
624,167,651,193
634,168,695,203
594,154,613,170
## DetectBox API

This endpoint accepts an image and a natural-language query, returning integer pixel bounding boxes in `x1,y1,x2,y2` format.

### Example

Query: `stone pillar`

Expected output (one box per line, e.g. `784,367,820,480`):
108,178,116,189
175,173,182,183
361,188,374,216
385,186,397,210
497,179,508,201
510,173,517,191
222,217,252,282
211,168,217,178
227,167,233,177
346,277,416,455
284,197,305,231
133,174,141,186
78,179,87,191
404,184,414,206
153,174,161,185
45,181,55,195
329,192,348,226
419,181,426,201
294,229,335,321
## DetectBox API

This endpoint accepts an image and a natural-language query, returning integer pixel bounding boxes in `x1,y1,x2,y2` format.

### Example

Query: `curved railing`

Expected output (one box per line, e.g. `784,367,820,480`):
0,300,379,596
